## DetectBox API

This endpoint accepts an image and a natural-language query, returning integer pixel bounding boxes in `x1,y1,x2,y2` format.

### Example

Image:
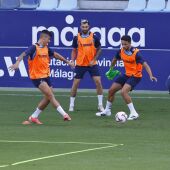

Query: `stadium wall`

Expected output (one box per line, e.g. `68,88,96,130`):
0,11,169,91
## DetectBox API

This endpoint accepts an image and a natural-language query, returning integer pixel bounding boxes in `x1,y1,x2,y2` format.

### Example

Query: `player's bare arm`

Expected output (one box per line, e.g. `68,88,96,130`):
143,62,157,82
53,51,74,68
89,47,102,66
71,48,77,61
70,48,77,67
110,57,117,68
9,52,26,71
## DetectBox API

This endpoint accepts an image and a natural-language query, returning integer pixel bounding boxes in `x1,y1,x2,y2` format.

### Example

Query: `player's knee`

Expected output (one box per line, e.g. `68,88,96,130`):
46,93,54,101
73,81,80,88
108,88,115,95
121,89,127,97
95,80,102,88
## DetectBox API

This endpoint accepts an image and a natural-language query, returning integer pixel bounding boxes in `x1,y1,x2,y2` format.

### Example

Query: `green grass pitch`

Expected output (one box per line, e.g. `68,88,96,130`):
0,90,170,170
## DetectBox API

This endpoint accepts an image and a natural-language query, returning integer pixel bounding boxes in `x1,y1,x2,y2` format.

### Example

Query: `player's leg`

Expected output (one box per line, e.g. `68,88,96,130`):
96,74,128,117
69,66,86,111
121,77,141,120
96,82,122,116
92,76,104,111
23,79,52,125
30,87,53,120
89,65,104,111
121,84,132,104
37,96,50,111
28,96,50,124
108,83,122,103
69,78,81,111
38,81,71,121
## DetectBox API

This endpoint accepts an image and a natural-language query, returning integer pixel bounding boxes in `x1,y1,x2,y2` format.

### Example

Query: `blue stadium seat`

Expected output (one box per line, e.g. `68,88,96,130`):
144,0,166,11
37,0,58,10
0,0,20,9
163,0,170,11
79,0,127,10
125,0,146,11
57,0,77,10
19,0,40,9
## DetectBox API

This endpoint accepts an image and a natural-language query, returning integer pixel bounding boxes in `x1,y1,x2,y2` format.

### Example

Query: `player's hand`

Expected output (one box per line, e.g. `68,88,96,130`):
89,60,95,67
68,60,75,69
150,76,157,82
9,63,19,71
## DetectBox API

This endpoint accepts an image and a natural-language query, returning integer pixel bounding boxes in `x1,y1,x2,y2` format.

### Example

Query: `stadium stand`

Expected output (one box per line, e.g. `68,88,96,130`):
144,0,166,11
57,0,77,10
78,0,128,10
0,0,169,12
19,0,40,9
0,0,20,9
36,0,58,10
124,0,146,11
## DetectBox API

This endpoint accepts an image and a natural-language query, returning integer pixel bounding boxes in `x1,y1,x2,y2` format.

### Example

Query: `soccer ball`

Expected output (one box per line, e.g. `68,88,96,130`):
115,112,128,123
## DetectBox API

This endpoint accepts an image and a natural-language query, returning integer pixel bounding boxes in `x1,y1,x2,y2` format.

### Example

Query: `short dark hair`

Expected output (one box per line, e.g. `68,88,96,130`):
121,35,131,43
41,30,52,38
81,19,89,25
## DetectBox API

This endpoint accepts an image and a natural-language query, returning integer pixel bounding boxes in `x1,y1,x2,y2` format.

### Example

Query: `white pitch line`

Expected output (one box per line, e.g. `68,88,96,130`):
0,165,8,168
0,140,115,146
12,144,123,166
0,144,123,168
0,93,169,99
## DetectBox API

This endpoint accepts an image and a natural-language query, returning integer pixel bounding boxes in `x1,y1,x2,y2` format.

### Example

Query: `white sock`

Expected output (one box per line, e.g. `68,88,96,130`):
70,97,75,107
31,108,42,118
57,106,67,117
127,103,137,114
98,95,103,106
105,101,112,111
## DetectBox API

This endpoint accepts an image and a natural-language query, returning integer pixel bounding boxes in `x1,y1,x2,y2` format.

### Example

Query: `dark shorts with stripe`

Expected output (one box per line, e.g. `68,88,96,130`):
31,77,52,88
74,65,100,79
115,74,141,89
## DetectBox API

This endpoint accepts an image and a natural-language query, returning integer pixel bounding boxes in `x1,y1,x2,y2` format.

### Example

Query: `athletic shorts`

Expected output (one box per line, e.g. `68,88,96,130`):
74,65,100,79
31,77,52,88
115,74,141,89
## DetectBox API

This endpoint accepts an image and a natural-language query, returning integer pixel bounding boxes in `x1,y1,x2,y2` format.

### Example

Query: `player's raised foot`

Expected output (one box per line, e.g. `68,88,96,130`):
128,112,139,120
28,116,43,124
96,110,111,117
69,105,74,112
98,105,104,112
63,114,71,121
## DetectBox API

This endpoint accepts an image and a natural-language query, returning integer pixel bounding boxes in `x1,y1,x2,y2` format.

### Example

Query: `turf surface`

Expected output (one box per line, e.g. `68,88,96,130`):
0,90,170,170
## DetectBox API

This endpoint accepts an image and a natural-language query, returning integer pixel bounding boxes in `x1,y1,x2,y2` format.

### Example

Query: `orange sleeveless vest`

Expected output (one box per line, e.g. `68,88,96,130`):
28,45,50,79
76,32,97,66
120,48,143,78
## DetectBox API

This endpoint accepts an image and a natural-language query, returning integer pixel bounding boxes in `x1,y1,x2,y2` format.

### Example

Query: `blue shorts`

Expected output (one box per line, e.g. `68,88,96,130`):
31,77,52,88
115,74,141,89
74,65,100,79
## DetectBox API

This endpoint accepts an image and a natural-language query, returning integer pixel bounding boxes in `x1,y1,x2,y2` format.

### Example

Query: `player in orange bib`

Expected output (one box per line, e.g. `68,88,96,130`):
9,30,74,124
96,35,157,120
69,19,104,112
